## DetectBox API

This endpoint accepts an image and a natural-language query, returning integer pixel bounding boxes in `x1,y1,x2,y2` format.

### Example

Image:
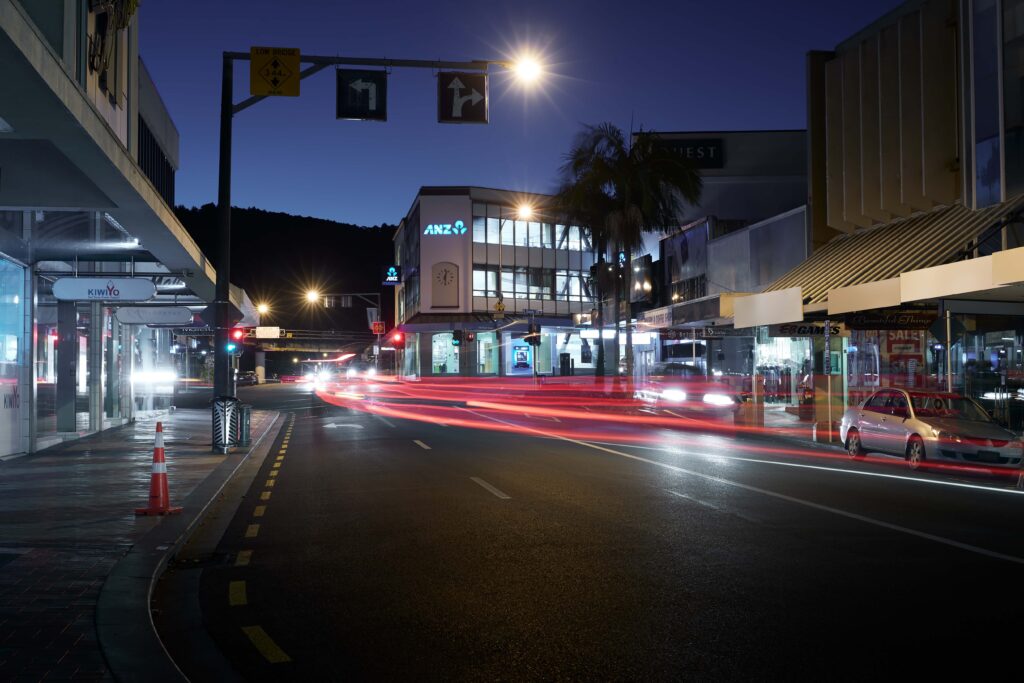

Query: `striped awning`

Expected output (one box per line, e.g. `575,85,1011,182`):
765,194,1024,305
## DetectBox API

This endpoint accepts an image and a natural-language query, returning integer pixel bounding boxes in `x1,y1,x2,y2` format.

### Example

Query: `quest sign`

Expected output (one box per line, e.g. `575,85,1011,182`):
52,278,156,302
656,138,725,169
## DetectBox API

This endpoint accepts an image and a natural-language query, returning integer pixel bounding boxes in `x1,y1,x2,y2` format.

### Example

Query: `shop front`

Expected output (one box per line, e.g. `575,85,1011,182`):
0,254,25,458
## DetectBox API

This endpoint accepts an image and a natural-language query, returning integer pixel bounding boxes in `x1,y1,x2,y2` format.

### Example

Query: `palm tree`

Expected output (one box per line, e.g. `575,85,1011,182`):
556,123,702,379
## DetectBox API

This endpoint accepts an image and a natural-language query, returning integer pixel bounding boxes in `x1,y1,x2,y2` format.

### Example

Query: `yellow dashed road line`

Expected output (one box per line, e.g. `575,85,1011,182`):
260,491,271,501
242,626,292,663
245,524,260,538
272,462,281,469
269,470,278,478
229,580,248,606
235,550,253,567
254,505,266,517
265,479,275,487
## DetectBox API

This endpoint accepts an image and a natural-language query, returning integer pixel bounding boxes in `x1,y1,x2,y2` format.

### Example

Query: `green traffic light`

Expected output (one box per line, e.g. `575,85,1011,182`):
226,342,237,352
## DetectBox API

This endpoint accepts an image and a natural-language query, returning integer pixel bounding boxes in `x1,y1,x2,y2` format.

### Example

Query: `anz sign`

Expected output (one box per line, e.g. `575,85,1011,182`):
423,219,466,236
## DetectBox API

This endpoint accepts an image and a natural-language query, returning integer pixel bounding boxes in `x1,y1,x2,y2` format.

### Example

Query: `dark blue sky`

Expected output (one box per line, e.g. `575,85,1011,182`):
139,0,900,227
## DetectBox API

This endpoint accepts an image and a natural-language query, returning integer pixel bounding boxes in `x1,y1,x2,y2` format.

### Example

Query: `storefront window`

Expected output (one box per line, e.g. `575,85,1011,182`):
0,257,24,456
431,332,459,374
403,333,420,377
476,331,499,374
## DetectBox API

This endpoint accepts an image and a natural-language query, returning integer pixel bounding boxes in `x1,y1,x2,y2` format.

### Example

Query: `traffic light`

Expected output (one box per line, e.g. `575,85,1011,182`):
225,341,238,353
231,328,245,341
392,331,403,343
526,322,541,346
465,331,476,343
451,330,463,346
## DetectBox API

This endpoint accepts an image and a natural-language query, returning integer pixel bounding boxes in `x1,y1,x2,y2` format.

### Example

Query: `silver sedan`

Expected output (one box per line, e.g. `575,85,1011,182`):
839,389,1023,470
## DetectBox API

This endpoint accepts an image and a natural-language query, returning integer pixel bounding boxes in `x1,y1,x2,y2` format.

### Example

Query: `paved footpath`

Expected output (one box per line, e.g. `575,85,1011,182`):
0,409,277,681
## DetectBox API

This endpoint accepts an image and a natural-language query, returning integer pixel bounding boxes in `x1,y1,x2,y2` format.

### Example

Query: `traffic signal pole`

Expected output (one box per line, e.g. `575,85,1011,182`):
213,50,514,448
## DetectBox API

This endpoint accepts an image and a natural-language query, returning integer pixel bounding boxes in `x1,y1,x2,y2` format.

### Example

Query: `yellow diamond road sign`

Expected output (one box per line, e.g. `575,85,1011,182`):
250,47,300,97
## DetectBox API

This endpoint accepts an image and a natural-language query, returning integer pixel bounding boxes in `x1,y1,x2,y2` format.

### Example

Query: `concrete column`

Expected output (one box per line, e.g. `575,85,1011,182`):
255,350,266,383
56,300,77,432
105,315,118,417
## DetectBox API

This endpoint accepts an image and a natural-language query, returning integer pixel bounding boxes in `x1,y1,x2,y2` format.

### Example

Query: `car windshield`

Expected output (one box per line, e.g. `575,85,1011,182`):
911,395,991,422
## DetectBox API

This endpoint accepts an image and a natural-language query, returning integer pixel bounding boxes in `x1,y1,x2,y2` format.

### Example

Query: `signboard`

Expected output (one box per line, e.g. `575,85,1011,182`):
823,319,831,375
53,278,156,302
250,47,300,97
655,138,725,169
437,72,488,124
845,309,937,330
255,326,281,339
382,265,401,285
371,321,385,335
337,69,387,121
769,322,849,338
640,306,672,329
698,326,752,338
114,306,192,325
423,220,467,235
493,299,505,319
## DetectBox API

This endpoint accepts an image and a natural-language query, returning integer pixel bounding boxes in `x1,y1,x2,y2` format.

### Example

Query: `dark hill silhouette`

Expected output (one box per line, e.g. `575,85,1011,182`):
175,204,397,332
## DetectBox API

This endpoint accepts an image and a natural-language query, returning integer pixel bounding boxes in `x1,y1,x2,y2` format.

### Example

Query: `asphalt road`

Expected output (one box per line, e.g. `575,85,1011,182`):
165,382,1024,680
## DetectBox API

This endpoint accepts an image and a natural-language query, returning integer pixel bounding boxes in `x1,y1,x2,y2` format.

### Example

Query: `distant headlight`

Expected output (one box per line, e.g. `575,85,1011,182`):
702,392,734,407
661,389,687,402
346,368,356,378
366,367,377,377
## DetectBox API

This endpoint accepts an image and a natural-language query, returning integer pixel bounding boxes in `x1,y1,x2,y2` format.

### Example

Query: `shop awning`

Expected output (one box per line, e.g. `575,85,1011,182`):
733,194,1024,327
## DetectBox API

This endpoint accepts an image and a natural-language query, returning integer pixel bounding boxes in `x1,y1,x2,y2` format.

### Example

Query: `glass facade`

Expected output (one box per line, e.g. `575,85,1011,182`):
974,0,1003,207
471,203,591,252
431,332,459,374
475,331,499,374
0,256,24,457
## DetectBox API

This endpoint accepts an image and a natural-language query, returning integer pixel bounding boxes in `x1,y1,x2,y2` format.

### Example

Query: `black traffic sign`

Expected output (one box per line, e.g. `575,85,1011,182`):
337,69,388,121
437,72,488,124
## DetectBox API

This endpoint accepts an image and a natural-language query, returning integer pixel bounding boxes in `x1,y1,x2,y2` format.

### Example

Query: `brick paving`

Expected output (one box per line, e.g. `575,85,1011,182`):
0,409,274,682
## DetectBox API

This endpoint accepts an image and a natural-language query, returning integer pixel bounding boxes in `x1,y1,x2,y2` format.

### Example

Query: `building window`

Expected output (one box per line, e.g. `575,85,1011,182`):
1003,0,1024,197
137,116,175,206
974,0,1003,207
476,331,499,374
472,267,497,297
473,216,486,243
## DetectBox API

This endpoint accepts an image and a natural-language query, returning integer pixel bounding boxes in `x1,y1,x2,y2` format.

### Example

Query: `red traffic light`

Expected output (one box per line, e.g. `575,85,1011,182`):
230,328,245,341
391,332,403,343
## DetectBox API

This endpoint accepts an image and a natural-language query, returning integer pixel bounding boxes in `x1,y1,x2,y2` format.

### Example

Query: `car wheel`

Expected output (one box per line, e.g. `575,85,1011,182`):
906,436,926,470
846,428,864,458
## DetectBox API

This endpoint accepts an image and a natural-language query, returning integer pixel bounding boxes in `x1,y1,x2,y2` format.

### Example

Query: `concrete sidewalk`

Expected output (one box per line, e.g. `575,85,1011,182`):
0,409,278,681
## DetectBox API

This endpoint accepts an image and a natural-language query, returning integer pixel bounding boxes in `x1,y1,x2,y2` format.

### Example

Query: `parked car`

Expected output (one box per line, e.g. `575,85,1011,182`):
840,388,1024,470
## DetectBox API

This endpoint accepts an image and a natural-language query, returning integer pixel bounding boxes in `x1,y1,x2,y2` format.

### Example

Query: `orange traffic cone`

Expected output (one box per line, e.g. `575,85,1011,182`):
135,422,182,516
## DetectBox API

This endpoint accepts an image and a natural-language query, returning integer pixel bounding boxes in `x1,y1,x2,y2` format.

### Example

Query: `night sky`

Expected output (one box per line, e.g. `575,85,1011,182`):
140,0,900,228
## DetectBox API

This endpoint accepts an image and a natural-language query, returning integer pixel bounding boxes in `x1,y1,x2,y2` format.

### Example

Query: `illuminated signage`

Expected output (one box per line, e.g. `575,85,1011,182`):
382,265,402,285
52,278,156,302
423,220,466,236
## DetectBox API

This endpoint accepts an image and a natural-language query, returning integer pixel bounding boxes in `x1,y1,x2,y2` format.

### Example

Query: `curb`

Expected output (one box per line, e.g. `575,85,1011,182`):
95,411,284,682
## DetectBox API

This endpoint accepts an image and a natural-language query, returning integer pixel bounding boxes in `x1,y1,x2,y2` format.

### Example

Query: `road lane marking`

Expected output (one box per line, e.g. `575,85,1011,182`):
272,462,281,469
260,491,272,501
269,470,278,477
373,415,396,428
462,408,1024,565
241,626,292,663
265,479,275,488
471,477,511,500
665,489,761,524
254,505,266,517
235,550,253,567
245,524,260,538
414,440,431,450
584,439,1024,498
278,449,287,455
275,455,284,461
229,580,247,606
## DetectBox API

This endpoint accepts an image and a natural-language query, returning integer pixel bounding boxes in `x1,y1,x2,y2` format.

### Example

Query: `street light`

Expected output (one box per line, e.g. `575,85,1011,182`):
305,289,320,304
517,203,534,220
257,303,270,315
511,55,543,85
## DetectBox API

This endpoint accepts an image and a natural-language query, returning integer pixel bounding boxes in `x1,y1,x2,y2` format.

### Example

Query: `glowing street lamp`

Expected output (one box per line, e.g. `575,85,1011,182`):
305,289,320,304
257,303,270,315
517,203,534,220
511,55,543,85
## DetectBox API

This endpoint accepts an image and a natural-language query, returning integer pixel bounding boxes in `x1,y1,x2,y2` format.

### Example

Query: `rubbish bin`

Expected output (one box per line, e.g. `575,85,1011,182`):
212,395,239,453
236,403,252,448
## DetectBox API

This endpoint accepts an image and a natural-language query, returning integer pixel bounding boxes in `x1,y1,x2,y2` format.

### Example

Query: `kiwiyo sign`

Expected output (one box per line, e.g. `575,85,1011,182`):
52,278,157,302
